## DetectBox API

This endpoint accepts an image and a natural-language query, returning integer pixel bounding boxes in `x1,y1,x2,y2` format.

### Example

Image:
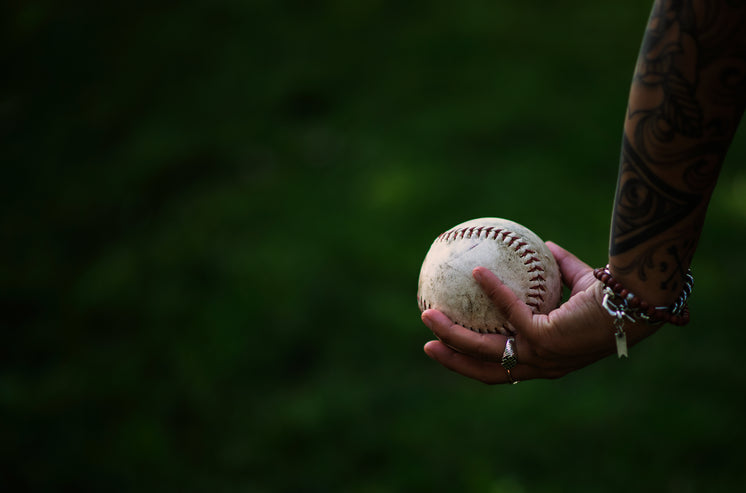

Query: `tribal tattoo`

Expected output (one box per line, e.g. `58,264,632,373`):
609,0,746,294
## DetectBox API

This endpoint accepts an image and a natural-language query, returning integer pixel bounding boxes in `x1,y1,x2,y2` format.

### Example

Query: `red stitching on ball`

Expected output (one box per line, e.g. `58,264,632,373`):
523,255,541,265
434,223,550,314
526,301,541,310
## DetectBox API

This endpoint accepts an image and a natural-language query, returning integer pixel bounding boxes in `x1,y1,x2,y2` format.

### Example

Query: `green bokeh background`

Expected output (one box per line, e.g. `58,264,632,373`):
4,1,746,491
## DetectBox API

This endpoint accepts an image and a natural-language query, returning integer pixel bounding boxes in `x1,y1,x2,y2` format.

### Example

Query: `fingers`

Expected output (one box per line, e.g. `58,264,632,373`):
422,309,554,384
422,309,507,361
423,340,516,384
472,267,533,331
423,340,561,385
421,302,596,384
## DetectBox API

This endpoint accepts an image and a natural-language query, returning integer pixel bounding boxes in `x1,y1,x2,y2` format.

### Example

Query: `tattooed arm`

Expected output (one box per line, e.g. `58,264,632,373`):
611,0,746,306
421,0,746,384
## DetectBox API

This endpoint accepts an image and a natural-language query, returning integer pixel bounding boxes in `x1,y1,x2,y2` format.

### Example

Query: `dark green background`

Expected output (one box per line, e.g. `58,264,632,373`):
4,1,746,491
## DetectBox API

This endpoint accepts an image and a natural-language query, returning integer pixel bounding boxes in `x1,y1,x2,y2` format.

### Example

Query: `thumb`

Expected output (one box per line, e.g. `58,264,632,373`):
472,266,534,332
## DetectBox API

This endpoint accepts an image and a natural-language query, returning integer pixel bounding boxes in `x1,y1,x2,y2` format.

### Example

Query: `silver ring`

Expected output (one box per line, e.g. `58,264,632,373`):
501,337,520,384
501,337,518,369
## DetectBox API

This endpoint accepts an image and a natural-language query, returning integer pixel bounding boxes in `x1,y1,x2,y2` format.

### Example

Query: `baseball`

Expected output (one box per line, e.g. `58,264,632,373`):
417,217,561,335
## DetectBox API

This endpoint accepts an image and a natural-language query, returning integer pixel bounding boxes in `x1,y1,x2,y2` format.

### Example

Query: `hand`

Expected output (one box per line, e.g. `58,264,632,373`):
421,242,659,384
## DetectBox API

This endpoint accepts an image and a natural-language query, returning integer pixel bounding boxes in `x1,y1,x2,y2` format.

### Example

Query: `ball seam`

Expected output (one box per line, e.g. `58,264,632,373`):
435,225,547,313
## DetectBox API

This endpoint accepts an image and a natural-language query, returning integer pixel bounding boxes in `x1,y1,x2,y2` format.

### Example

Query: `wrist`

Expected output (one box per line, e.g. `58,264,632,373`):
593,265,693,359
595,265,693,326
606,263,679,306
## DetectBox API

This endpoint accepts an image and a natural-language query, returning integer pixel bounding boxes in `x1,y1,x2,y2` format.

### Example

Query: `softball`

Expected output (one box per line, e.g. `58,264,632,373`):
417,217,561,335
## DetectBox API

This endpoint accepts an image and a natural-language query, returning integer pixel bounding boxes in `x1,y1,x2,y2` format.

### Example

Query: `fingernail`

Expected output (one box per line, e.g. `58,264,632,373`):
421,312,433,329
472,267,483,282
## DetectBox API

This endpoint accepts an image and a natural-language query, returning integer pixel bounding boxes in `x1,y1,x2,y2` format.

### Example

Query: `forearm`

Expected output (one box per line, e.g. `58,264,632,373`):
609,0,746,306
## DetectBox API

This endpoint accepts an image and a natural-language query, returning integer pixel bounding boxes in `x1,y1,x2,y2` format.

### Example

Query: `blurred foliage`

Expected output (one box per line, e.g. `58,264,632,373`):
3,0,746,491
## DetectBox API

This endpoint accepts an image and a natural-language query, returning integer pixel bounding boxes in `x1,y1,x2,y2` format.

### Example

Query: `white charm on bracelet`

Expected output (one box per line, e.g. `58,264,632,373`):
601,287,633,358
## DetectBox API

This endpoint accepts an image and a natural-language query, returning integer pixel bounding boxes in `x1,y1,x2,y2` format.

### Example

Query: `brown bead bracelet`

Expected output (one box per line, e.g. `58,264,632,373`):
593,265,692,326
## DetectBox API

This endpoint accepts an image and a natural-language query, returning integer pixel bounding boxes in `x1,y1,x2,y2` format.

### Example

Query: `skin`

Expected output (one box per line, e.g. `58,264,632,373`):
423,0,746,384
611,0,746,306
422,243,653,384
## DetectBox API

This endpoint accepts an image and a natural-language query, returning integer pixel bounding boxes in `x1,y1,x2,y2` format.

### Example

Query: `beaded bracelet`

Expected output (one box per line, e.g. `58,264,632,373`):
593,265,693,358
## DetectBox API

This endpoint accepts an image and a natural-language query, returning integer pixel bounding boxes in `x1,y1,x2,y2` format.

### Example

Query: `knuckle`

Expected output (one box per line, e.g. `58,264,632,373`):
498,298,522,322
485,284,504,304
532,345,555,361
521,336,558,362
474,334,497,361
